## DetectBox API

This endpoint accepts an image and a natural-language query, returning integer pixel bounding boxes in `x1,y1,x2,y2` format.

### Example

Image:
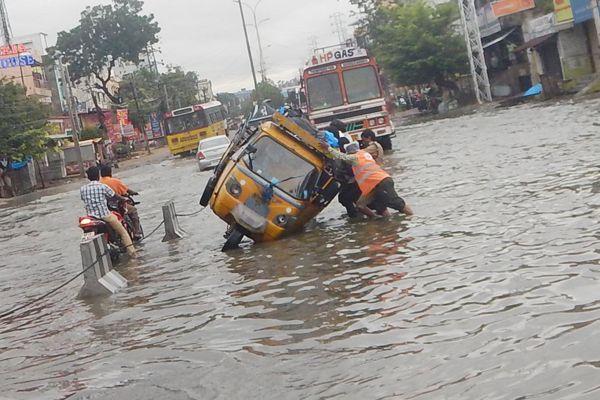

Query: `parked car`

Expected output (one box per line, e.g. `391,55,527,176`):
197,135,230,171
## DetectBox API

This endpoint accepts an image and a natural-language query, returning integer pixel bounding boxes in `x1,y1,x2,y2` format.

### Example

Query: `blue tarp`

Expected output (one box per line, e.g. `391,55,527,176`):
523,83,543,97
9,157,32,170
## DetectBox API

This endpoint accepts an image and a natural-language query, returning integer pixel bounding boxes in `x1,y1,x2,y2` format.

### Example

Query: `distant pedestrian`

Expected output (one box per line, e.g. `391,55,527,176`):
361,129,384,165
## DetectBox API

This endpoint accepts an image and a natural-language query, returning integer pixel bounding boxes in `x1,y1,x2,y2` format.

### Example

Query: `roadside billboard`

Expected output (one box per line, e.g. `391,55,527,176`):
478,4,502,37
570,0,596,23
492,0,535,17
553,0,574,23
525,13,556,39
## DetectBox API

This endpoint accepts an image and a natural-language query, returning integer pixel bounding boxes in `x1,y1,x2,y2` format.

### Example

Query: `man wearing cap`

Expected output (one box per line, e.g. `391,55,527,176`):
324,141,413,217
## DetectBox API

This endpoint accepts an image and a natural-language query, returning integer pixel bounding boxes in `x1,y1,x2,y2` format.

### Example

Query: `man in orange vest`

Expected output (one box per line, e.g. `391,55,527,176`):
324,141,413,217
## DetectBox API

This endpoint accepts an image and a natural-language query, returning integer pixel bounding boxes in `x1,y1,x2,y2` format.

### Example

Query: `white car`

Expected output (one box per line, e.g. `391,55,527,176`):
197,135,230,171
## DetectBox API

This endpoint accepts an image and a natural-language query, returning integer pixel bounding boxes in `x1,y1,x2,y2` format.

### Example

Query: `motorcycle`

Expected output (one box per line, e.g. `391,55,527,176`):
78,195,142,261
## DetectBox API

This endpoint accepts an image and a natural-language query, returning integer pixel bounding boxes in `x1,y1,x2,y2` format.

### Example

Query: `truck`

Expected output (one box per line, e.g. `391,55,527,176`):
301,44,395,150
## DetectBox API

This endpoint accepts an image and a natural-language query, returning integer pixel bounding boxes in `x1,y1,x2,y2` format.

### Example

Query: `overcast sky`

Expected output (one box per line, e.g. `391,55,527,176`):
6,0,357,92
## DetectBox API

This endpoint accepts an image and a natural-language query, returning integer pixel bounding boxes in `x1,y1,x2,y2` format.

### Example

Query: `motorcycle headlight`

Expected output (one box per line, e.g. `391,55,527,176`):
226,177,242,198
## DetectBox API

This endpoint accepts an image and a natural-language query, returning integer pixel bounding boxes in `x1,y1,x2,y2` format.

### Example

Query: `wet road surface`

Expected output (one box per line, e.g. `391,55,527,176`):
1,99,599,399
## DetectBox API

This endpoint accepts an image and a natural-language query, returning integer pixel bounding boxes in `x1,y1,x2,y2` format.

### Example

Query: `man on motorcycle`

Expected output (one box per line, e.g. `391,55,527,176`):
80,166,136,257
99,164,142,240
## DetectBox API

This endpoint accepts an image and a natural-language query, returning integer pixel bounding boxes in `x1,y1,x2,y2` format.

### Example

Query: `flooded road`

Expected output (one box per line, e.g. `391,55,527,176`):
1,99,599,399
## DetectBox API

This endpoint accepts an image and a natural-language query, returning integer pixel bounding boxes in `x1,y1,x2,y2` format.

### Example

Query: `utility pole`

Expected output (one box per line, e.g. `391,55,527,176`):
130,81,152,155
593,0,600,48
60,62,86,177
236,0,259,96
242,0,268,82
457,0,492,103
330,12,348,44
0,0,11,46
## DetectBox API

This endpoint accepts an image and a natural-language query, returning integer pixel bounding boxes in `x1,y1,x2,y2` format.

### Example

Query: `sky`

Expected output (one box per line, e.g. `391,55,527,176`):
6,0,358,93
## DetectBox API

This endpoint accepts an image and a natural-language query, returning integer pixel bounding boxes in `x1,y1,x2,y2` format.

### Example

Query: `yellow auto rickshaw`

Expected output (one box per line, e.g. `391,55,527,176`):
200,106,340,251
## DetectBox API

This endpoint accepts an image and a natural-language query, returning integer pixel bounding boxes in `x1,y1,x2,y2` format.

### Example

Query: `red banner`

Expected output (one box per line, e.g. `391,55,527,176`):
492,0,535,17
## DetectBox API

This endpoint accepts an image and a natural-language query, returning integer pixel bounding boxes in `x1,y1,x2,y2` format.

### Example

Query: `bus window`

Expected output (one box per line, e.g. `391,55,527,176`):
306,73,343,111
166,111,208,134
342,66,381,104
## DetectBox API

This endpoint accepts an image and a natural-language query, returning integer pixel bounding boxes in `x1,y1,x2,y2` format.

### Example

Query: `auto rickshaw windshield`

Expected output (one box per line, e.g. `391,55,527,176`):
243,137,317,199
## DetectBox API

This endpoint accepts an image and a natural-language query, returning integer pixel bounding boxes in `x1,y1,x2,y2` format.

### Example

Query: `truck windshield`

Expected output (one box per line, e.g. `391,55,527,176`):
342,66,381,104
306,73,344,111
165,111,208,135
244,137,316,199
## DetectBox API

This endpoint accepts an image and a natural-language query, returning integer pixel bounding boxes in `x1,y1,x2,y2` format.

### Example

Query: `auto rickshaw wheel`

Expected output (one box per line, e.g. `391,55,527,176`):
200,176,217,206
222,226,244,252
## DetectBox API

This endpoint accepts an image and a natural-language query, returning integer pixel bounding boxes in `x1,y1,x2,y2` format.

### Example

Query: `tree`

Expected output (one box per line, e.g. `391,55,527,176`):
0,81,52,195
0,81,51,161
255,81,284,107
161,66,200,109
354,1,469,89
118,65,201,131
52,0,160,106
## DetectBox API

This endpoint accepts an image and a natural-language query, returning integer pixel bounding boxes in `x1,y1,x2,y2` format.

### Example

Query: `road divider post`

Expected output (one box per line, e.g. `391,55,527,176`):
162,201,185,241
78,234,127,298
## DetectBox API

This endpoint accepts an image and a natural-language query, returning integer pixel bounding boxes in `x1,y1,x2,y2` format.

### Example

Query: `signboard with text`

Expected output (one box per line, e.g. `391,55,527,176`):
308,48,368,67
492,0,535,17
525,13,556,40
116,109,129,126
554,0,574,23
571,0,596,23
0,43,35,70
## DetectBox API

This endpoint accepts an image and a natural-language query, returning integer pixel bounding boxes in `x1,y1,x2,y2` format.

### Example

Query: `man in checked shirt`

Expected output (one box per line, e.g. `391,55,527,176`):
80,166,136,257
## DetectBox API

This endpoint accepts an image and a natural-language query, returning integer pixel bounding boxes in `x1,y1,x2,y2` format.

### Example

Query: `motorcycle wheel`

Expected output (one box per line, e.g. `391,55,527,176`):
200,176,217,207
108,245,120,262
221,227,244,252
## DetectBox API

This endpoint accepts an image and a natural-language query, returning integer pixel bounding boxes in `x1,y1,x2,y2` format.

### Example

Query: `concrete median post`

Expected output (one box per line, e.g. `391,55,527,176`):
162,201,185,242
78,234,127,298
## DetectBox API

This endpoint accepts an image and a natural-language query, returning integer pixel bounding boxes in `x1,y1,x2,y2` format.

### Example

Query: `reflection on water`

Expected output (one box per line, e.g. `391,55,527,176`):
1,100,600,399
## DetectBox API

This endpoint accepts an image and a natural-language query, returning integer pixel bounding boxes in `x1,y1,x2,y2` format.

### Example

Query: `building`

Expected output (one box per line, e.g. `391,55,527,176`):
476,0,600,98
0,32,52,103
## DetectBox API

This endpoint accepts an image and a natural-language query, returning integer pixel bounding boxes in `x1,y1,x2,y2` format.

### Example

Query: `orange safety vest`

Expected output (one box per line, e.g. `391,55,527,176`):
352,150,390,195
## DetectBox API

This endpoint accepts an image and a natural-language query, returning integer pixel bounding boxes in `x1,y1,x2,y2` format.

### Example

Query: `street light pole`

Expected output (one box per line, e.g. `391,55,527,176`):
236,0,259,96
59,62,85,177
242,0,267,82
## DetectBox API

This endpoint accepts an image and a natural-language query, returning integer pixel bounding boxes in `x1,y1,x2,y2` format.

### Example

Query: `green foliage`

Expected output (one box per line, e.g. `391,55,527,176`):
52,0,160,103
255,81,284,107
0,82,51,161
161,66,201,109
119,65,201,128
80,126,102,141
358,1,469,87
238,82,285,116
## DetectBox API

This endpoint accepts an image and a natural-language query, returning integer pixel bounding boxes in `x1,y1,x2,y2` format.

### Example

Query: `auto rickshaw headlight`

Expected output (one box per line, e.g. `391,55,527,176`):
226,177,242,198
275,214,289,226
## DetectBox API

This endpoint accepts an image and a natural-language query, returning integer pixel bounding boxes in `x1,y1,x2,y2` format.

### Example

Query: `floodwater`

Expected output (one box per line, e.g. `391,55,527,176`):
1,99,599,400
